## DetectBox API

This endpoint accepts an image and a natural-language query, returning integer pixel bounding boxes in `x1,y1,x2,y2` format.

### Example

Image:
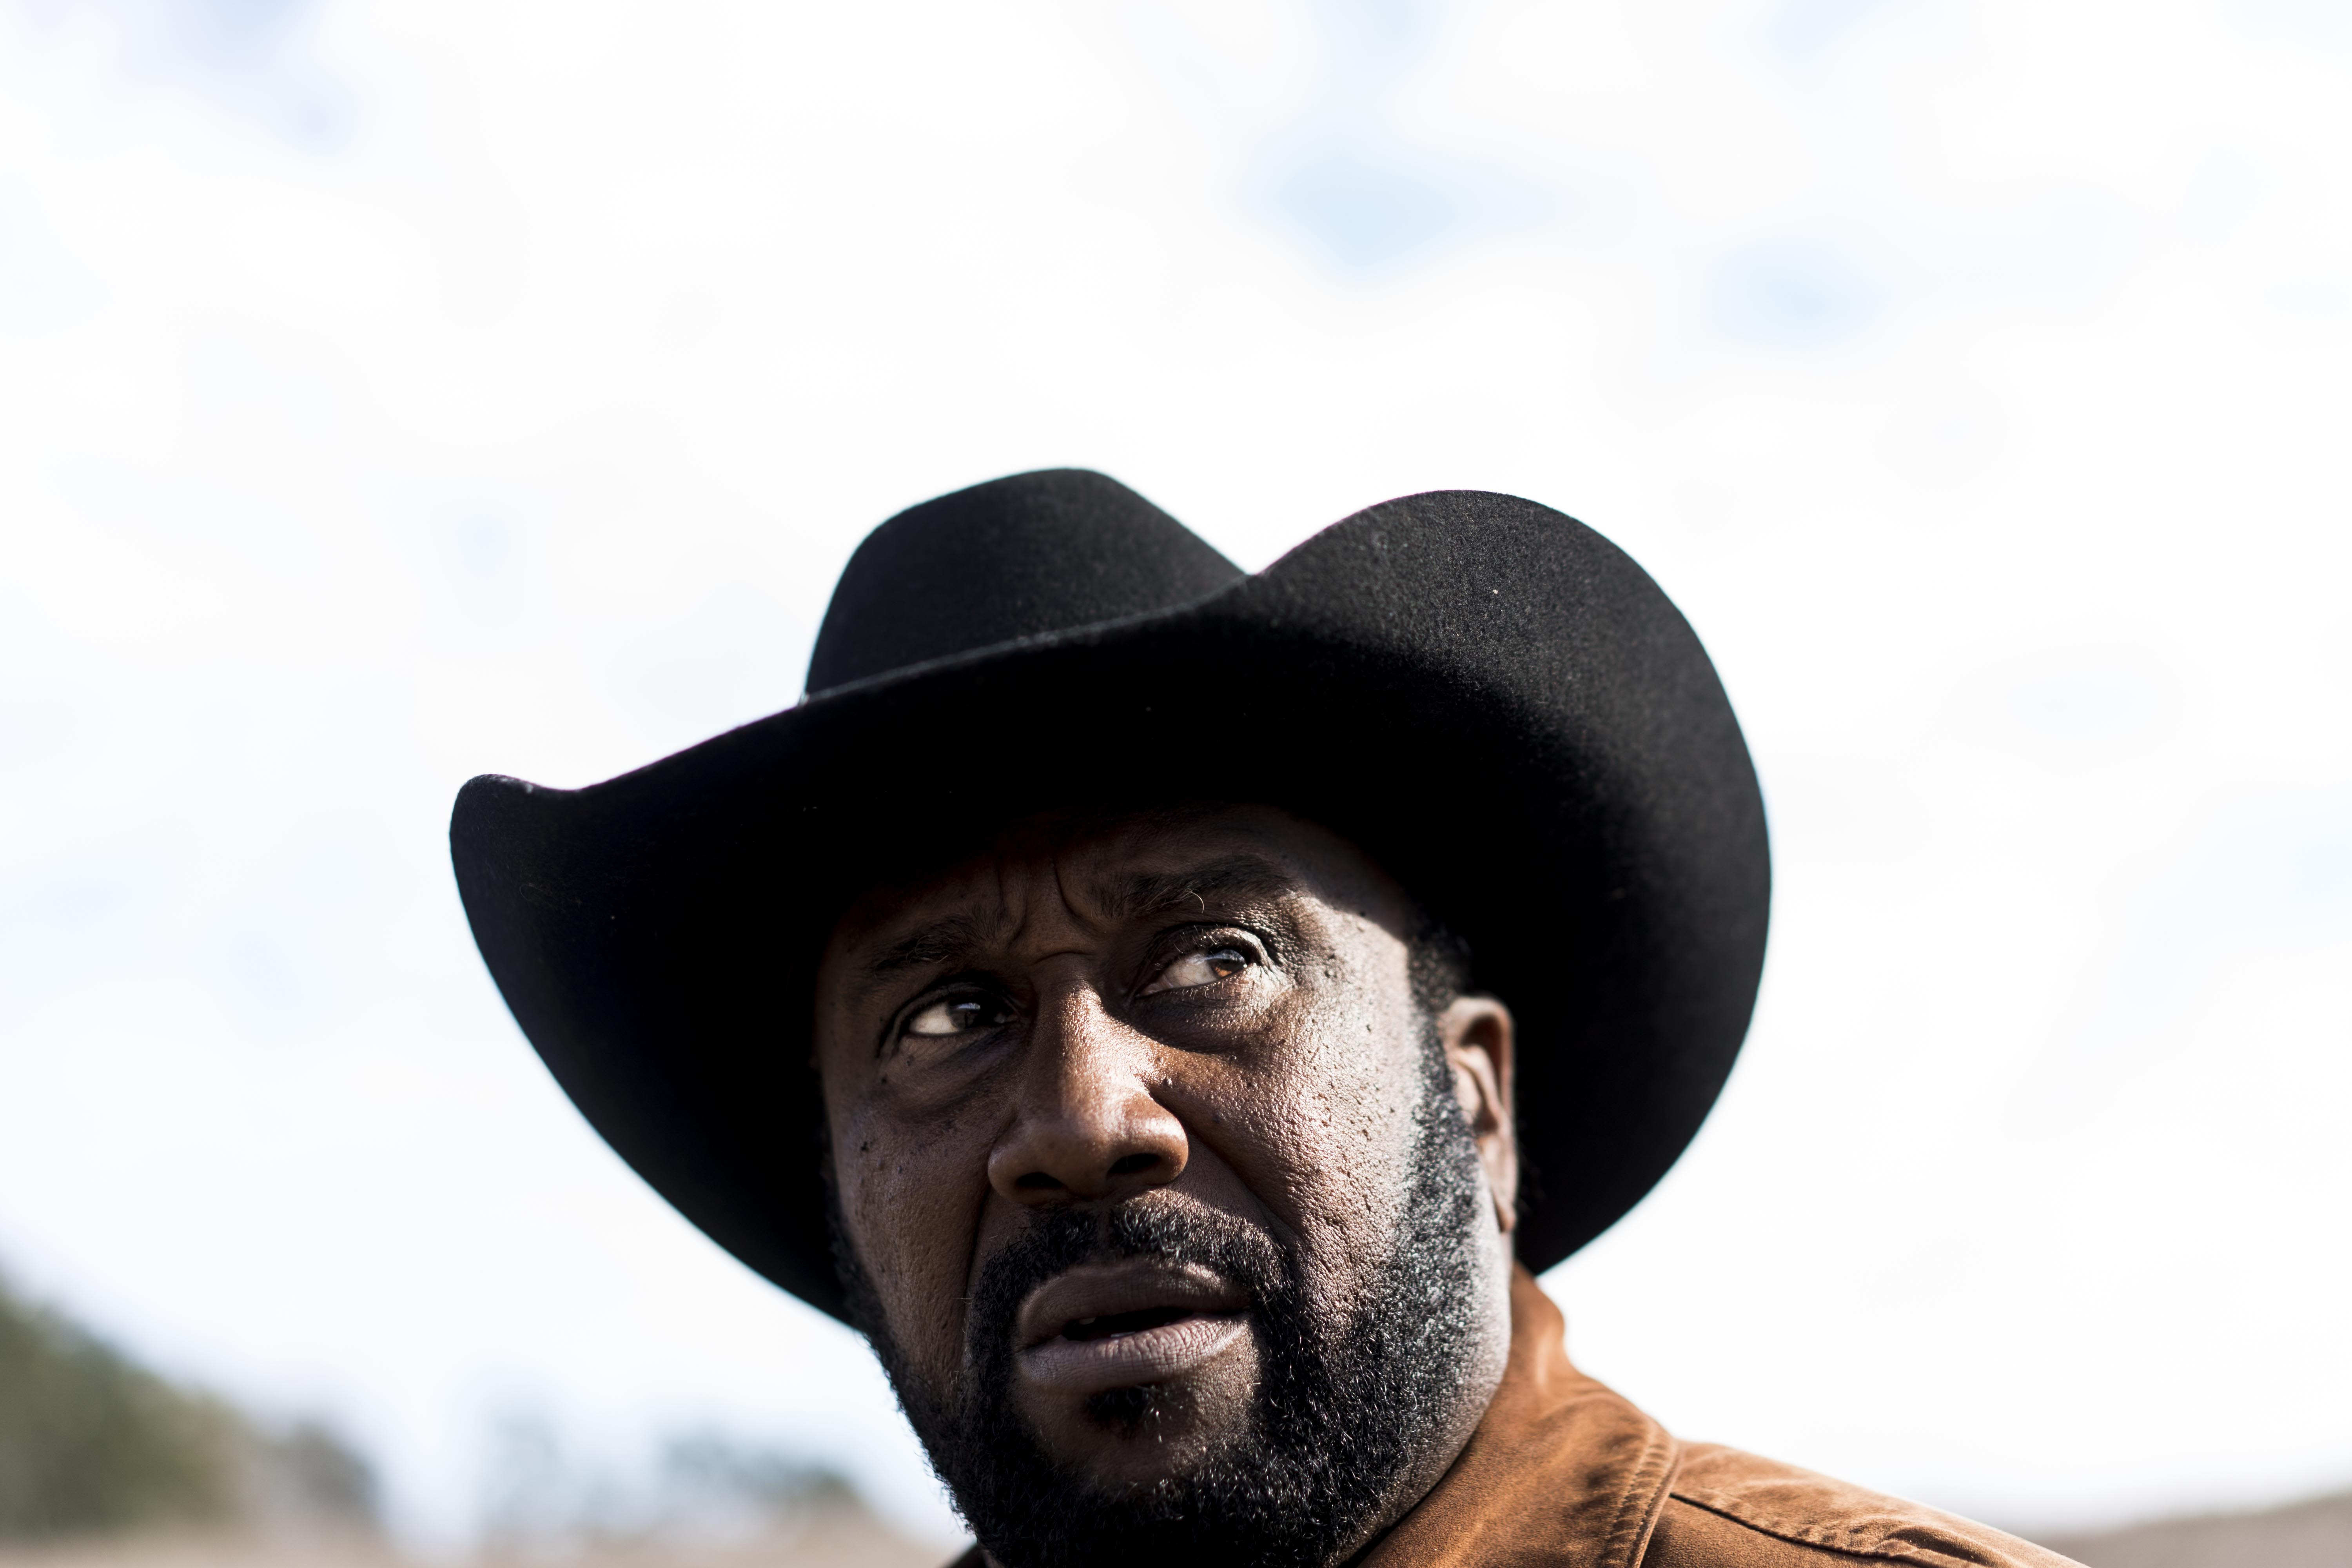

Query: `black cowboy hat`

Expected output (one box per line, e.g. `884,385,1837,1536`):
451,470,1768,1323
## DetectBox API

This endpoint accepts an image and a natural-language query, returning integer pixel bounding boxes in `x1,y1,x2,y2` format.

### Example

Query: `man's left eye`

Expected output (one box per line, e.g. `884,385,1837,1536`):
1140,945,1253,995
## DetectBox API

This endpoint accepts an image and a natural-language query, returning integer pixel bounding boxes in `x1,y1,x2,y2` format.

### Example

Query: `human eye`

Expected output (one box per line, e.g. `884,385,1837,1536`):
1137,935,1261,996
899,990,1015,1042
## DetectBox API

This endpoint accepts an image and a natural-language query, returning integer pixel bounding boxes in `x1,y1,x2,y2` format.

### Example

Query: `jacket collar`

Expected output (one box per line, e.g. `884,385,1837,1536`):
1359,1266,1679,1568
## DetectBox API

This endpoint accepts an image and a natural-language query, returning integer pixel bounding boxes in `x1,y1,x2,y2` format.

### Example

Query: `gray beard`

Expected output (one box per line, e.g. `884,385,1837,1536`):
826,1046,1493,1568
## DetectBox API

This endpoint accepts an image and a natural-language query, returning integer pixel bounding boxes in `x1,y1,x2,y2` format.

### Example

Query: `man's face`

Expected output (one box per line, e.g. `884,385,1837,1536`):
812,804,1519,1567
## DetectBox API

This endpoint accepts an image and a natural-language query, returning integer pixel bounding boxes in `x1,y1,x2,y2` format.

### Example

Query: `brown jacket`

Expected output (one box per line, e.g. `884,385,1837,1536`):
1354,1268,2079,1566
953,1268,2080,1567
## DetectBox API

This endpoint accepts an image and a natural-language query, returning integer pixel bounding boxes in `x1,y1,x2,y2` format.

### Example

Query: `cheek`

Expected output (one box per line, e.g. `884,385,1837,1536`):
1191,985,1426,1297
829,1091,993,1381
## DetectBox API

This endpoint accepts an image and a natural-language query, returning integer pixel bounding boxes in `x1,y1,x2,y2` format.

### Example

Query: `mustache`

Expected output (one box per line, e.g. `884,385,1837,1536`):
964,1201,1295,1374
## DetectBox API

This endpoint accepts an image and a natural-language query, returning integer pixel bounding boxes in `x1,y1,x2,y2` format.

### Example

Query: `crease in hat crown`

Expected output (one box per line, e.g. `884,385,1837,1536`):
805,469,1247,697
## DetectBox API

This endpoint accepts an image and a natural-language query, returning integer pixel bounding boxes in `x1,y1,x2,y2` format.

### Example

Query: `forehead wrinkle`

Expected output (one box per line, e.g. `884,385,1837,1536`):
860,909,993,980
851,848,1304,985
1091,853,1300,924
852,841,1069,983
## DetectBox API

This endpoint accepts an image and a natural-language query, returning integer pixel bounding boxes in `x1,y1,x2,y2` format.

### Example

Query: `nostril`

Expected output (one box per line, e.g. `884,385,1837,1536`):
1014,1171,1063,1191
1108,1153,1159,1178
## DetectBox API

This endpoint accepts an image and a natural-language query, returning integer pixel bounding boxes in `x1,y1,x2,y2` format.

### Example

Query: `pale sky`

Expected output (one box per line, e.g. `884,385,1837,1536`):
3,0,2348,1551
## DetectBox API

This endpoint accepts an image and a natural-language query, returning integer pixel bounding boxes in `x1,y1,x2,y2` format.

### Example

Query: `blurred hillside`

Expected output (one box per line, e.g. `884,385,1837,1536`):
2041,1486,2352,1568
0,1271,940,1567
0,1270,370,1541
0,1520,938,1568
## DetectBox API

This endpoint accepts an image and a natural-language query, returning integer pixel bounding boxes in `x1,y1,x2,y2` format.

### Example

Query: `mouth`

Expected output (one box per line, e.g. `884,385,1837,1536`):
1012,1261,1252,1398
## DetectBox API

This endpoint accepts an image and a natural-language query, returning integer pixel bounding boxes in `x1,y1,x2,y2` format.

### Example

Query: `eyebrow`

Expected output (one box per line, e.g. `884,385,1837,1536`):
855,853,1300,983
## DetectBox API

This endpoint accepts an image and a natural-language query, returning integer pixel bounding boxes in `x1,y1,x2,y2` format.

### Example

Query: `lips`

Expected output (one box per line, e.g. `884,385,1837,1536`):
1013,1261,1251,1397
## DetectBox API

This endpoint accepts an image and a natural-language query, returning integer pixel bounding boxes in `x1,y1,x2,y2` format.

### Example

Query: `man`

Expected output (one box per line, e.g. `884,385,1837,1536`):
453,471,2076,1567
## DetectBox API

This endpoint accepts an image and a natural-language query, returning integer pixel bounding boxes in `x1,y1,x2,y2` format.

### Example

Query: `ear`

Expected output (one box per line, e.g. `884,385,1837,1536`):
1437,996,1518,1234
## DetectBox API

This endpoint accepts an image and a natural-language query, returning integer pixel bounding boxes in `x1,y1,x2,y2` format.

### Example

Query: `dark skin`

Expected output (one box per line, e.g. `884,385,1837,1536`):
813,805,1520,1558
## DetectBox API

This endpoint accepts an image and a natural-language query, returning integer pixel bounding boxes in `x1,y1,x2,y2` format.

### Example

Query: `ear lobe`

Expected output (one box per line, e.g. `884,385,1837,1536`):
1438,997,1519,1236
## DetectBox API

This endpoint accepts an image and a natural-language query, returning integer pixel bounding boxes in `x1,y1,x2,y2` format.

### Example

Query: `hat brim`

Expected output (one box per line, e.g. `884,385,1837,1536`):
451,490,1769,1322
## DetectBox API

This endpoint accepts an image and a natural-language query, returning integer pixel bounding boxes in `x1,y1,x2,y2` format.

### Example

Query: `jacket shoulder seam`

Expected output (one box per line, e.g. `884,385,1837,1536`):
1665,1487,1990,1566
1598,1428,1677,1568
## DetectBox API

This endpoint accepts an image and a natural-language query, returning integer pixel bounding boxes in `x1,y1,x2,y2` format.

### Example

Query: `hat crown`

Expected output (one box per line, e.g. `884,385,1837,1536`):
805,470,1243,695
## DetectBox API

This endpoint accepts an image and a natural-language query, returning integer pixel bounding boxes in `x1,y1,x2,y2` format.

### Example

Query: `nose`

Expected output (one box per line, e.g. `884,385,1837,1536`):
987,985,1188,1207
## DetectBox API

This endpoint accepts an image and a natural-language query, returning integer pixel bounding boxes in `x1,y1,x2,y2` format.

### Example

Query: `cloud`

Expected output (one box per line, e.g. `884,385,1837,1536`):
1709,235,1887,349
2222,0,2352,54
1759,0,1898,63
2016,782,2352,1130
0,180,109,336
18,0,354,149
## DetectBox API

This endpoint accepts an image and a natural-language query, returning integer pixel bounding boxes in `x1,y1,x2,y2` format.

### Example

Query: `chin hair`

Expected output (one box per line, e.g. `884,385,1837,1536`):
826,1035,1494,1568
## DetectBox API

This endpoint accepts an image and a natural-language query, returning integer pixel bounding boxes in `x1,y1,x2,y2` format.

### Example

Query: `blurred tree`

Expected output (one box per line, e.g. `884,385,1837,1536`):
658,1428,854,1526
0,1267,238,1537
0,1268,375,1540
250,1419,379,1527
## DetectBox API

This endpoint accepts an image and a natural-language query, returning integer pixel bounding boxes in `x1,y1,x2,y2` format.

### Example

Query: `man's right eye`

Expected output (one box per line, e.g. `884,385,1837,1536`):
902,995,1011,1038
